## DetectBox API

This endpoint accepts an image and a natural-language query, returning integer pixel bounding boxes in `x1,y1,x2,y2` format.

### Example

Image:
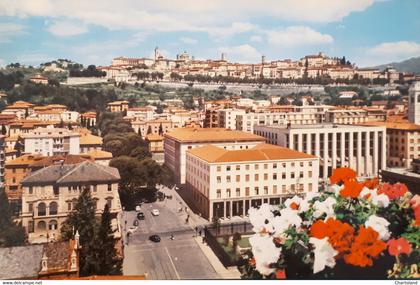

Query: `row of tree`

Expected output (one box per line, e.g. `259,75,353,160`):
132,71,164,81
69,65,106,77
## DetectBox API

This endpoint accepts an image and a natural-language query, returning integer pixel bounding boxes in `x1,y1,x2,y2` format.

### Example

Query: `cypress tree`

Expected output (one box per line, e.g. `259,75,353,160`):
0,187,26,247
158,123,163,135
94,204,122,275
60,187,97,276
147,125,152,135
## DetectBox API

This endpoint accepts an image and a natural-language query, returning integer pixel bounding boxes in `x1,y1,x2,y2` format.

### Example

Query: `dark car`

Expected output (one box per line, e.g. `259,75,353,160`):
149,235,161,242
137,212,145,220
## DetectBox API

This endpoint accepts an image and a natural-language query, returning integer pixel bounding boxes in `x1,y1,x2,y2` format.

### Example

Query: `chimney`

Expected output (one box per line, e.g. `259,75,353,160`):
221,53,226,61
262,55,266,64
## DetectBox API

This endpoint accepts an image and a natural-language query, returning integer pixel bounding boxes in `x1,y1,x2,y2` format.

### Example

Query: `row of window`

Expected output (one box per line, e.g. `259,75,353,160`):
216,161,312,172
216,171,312,183
27,220,58,233
27,184,113,195
214,184,313,198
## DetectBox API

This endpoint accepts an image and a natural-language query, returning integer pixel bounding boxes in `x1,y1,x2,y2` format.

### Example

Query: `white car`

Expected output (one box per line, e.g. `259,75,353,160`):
151,209,160,216
135,205,141,212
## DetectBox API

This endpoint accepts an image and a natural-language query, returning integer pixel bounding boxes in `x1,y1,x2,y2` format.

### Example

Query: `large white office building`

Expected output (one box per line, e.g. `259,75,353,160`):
254,124,386,181
186,143,319,220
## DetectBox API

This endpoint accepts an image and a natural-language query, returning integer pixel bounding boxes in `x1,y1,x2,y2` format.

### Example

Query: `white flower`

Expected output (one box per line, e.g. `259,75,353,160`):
365,215,390,241
284,195,302,209
313,197,336,219
271,208,302,237
309,237,338,274
329,184,344,196
360,187,390,208
249,234,281,276
249,204,275,233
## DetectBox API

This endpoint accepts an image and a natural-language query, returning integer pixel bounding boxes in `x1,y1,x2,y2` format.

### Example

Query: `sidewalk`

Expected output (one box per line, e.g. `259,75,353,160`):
194,236,241,279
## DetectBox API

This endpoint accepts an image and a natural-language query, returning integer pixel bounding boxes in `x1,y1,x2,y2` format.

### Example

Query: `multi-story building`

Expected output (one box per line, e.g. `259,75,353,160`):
20,128,80,156
164,127,266,184
131,118,174,138
186,143,319,220
107,101,129,113
325,109,369,125
77,128,103,154
408,81,420,125
21,161,121,243
0,135,5,193
203,108,220,128
218,109,246,130
254,124,386,180
1,101,35,119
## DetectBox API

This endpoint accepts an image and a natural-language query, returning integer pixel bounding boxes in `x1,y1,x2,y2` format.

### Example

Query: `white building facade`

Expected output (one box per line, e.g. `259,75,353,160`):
186,144,319,220
254,124,386,181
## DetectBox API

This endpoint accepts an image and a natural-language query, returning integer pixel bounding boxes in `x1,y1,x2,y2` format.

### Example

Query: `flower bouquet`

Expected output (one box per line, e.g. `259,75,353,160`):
240,167,419,279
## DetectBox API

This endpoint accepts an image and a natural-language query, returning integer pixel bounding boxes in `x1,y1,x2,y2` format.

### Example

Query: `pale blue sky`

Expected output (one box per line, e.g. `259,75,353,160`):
0,0,419,67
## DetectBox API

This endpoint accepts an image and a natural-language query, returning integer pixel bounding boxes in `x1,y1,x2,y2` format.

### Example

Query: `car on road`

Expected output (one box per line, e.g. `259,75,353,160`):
135,205,141,212
151,209,160,216
133,219,139,226
149,235,161,242
166,194,173,199
137,212,145,220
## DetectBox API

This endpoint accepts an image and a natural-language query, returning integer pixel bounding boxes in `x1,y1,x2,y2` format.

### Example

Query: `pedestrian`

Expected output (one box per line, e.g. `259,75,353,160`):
199,230,202,236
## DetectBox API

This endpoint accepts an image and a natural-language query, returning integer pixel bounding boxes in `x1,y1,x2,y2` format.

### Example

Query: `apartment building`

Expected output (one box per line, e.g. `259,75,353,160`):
164,127,266,184
131,118,174,138
408,81,420,124
20,128,80,156
107,101,129,113
186,143,319,220
218,109,246,130
325,109,369,125
254,124,386,180
21,161,121,243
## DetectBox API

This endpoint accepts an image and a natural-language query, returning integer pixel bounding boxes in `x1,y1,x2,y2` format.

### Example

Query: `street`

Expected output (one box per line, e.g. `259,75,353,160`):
121,186,219,279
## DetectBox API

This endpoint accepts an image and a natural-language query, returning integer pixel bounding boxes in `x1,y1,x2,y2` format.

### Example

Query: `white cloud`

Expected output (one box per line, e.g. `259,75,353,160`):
218,44,261,63
207,22,257,40
0,22,26,43
47,20,88,36
180,37,198,44
368,41,420,58
250,35,263,43
0,0,379,38
267,26,334,46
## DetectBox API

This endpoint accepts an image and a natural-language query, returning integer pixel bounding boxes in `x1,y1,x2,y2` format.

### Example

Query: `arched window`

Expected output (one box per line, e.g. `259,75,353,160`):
38,221,46,231
49,202,58,215
38,202,46,216
48,220,58,231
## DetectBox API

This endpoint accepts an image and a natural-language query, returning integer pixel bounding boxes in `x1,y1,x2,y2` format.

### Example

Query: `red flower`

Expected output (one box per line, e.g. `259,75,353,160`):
378,183,408,200
340,180,365,198
363,177,379,190
275,269,286,279
410,195,420,226
330,167,357,184
387,238,412,256
290,202,299,210
344,226,386,267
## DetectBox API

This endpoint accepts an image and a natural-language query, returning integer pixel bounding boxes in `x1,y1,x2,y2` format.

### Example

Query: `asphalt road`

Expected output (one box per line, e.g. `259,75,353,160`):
122,194,219,279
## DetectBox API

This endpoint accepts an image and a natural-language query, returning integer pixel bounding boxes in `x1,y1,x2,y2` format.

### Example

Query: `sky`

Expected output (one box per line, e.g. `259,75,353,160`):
0,0,419,68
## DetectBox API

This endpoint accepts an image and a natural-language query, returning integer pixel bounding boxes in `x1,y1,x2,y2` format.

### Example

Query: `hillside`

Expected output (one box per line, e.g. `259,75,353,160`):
371,56,420,74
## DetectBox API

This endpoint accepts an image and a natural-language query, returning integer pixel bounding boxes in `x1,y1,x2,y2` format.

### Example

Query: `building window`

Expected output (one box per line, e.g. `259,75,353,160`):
217,189,221,198
245,175,250,182
106,198,113,209
273,185,277,194
53,186,59,196
226,166,231,171
236,175,240,182
48,220,58,231
29,187,33,194
236,188,240,197
217,166,221,172
217,176,221,183
264,173,268,180
67,202,72,211
291,173,295,179
308,183,313,192
264,186,268,195
282,185,286,193
273,163,277,169
226,189,231,198
309,171,312,178
49,202,58,215
254,174,259,181
273,173,277,180
255,164,259,170
107,184,112,191
245,187,250,196
226,176,231,183
37,221,46,231
28,203,33,213
38,202,46,216
93,185,97,192
68,186,71,193
28,221,34,233
300,172,304,178
236,165,240,171
245,165,250,170
254,187,259,195
282,173,286,179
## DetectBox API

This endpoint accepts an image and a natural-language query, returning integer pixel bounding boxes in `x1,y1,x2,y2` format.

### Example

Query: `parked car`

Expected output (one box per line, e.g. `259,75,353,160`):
137,212,145,220
166,195,173,200
151,209,160,216
149,235,161,242
135,205,141,212
133,219,139,226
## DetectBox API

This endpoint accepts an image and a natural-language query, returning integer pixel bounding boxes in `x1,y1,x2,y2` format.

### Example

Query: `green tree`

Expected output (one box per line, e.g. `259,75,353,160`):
158,123,163,135
61,188,97,276
0,187,26,247
93,204,122,275
130,146,152,160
